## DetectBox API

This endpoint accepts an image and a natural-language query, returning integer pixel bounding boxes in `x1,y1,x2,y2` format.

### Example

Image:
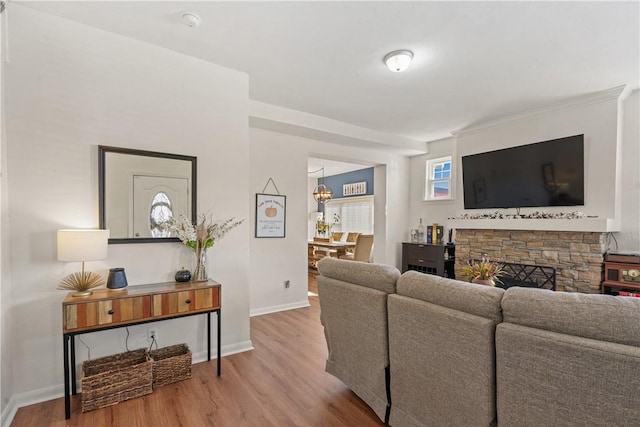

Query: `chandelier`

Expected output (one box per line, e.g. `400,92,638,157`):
310,167,333,204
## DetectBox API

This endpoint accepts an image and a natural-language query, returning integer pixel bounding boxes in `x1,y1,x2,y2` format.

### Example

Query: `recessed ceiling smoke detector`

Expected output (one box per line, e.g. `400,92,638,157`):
181,12,201,28
384,50,414,72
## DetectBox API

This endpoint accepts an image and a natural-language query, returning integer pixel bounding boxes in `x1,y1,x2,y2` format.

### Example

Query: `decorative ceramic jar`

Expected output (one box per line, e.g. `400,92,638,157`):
175,268,191,282
107,268,128,290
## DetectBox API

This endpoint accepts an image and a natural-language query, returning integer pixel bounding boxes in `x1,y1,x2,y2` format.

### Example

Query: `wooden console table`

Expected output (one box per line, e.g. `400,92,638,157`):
62,280,221,419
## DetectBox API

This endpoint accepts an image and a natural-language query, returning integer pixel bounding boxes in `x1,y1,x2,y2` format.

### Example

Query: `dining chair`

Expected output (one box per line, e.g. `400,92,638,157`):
339,234,374,262
346,232,360,243
345,232,360,254
331,232,344,242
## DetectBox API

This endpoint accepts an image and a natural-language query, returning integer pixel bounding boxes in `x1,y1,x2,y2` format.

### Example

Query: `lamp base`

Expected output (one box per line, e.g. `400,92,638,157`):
71,290,93,297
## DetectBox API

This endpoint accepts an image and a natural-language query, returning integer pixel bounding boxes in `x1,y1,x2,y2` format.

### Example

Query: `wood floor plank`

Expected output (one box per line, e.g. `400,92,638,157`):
11,294,385,427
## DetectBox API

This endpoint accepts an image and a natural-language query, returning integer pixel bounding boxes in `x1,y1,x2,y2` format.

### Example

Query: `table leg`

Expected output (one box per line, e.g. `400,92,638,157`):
70,336,77,395
217,309,221,376
63,335,71,419
207,312,211,362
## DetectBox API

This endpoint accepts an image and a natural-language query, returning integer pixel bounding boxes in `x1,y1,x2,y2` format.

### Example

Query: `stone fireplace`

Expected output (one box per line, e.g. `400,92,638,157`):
454,229,606,293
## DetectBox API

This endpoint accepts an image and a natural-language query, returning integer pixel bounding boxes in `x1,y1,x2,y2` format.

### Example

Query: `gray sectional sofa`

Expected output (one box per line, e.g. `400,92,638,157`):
316,257,640,426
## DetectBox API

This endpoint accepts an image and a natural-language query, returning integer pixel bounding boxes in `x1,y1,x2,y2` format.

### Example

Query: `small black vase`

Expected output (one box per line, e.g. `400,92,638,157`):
175,268,192,282
107,268,128,290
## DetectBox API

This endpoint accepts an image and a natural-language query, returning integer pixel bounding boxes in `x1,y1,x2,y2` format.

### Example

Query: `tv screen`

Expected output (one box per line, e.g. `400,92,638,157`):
462,134,584,209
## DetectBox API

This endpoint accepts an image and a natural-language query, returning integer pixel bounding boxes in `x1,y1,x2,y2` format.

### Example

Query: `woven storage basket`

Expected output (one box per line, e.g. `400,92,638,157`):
81,348,153,412
150,343,192,388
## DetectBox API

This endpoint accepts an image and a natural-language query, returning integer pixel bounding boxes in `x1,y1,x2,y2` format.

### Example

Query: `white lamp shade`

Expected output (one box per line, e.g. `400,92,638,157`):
384,50,413,72
57,229,109,262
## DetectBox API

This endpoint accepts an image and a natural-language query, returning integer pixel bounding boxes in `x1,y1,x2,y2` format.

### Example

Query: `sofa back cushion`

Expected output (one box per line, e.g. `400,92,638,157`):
317,256,399,294
397,270,505,323
388,271,505,427
501,287,640,346
497,287,640,426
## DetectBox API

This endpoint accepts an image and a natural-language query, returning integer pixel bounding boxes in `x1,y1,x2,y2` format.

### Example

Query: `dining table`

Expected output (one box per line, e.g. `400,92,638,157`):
308,240,356,258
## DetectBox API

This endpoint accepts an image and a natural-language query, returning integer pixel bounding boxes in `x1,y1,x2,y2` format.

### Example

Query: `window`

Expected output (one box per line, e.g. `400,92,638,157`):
425,157,452,200
149,192,173,237
324,196,374,234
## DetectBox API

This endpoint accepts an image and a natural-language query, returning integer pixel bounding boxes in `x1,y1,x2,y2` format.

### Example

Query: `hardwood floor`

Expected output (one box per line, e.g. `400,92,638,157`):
308,268,319,295
11,295,384,427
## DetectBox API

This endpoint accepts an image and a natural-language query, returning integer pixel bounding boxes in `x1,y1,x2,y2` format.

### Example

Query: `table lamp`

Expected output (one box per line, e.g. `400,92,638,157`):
57,229,109,297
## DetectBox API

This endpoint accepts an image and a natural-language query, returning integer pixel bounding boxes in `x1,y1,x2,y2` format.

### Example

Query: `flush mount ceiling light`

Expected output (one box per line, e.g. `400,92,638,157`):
181,12,201,28
384,50,414,72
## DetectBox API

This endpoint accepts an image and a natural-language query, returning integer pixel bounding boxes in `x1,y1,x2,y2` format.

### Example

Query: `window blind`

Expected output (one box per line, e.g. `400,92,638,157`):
325,196,374,234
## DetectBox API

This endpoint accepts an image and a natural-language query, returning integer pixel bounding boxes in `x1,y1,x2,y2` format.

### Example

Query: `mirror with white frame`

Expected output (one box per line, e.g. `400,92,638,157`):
99,145,197,243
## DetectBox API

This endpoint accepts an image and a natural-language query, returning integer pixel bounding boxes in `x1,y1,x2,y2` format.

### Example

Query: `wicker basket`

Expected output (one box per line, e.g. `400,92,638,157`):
150,344,192,388
81,348,153,412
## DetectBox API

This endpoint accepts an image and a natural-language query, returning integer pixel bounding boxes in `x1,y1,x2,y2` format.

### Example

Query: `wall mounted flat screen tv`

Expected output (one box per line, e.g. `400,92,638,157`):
462,134,584,209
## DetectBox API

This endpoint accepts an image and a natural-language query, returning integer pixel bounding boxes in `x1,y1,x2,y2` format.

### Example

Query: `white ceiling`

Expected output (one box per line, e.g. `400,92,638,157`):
17,1,640,148
307,157,370,176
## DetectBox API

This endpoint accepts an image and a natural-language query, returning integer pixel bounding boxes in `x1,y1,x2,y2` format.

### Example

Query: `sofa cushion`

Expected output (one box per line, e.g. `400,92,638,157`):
497,287,640,426
397,270,505,323
496,322,640,427
388,294,501,427
389,272,505,427
501,287,640,346
317,257,399,294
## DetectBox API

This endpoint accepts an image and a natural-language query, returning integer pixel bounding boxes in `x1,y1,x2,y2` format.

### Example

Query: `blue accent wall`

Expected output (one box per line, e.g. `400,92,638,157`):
318,167,374,212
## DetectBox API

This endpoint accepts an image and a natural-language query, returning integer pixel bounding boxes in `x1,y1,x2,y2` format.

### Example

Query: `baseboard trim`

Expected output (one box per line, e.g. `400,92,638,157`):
192,340,254,363
1,396,17,427
250,300,311,317
1,340,254,426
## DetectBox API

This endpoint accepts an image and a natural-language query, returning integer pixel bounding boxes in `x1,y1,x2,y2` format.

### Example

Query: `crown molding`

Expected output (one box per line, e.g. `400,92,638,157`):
451,85,627,137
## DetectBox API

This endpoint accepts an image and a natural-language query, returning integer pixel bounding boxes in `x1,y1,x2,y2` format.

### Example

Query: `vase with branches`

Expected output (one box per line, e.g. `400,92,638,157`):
168,213,243,281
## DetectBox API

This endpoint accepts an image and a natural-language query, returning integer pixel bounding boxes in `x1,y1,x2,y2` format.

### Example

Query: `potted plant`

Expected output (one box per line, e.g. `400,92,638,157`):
316,213,341,239
461,255,505,286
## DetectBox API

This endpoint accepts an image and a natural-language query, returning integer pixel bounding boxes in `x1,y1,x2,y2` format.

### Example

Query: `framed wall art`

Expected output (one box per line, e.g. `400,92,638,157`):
255,193,286,238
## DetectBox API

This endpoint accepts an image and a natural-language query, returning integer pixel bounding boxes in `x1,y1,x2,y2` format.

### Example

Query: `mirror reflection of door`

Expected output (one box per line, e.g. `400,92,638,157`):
133,175,189,238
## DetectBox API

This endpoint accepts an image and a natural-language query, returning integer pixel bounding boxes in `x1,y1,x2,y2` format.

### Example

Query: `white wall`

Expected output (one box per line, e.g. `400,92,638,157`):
3,5,251,410
307,177,319,239
618,89,640,251
0,7,10,416
248,128,409,315
409,137,457,239
249,130,310,316
454,92,620,221
409,88,639,248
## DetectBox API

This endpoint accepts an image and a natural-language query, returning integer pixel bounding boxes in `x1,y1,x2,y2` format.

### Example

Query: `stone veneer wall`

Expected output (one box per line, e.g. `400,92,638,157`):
454,229,606,293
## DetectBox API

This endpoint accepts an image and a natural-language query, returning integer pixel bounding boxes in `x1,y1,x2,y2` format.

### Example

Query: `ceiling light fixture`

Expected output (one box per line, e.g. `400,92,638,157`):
181,12,201,28
309,167,333,204
384,50,414,72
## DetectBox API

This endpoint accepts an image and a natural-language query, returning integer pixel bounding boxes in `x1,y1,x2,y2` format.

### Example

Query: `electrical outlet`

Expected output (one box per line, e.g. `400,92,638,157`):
284,280,290,289
148,328,158,342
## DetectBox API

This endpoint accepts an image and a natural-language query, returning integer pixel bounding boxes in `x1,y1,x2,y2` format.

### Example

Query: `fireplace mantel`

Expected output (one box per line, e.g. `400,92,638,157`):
447,218,619,233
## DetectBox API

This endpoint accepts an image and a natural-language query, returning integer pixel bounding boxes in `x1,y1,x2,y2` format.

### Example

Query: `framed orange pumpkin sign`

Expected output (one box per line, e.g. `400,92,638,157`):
255,193,286,238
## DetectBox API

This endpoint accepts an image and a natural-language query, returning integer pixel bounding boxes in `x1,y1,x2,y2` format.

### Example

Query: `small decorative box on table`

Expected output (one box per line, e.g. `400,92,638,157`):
81,348,153,412
150,343,192,388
